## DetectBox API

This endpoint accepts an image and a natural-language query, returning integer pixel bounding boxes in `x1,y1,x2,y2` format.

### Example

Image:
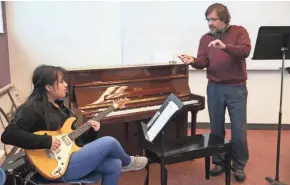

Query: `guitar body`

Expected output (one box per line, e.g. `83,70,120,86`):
25,117,81,180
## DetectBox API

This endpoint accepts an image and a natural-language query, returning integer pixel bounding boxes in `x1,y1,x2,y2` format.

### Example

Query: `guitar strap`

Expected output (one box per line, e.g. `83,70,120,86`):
60,102,84,127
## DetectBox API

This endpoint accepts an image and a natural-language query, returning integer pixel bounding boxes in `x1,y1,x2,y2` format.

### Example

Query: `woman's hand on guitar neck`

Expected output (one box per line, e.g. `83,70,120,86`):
51,137,61,151
89,121,101,131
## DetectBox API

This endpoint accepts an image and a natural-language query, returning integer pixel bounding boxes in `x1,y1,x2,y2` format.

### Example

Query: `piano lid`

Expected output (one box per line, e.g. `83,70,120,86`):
66,62,184,72
65,63,190,111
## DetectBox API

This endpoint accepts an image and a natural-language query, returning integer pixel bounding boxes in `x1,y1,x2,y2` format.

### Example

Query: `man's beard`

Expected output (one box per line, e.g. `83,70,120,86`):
209,26,222,34
209,24,230,36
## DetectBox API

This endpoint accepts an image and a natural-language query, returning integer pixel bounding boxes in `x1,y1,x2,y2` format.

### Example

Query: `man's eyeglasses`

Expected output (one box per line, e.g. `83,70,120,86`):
206,18,219,22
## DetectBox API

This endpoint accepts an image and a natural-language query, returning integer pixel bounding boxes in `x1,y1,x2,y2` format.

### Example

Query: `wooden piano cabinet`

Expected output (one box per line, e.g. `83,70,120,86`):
64,64,205,155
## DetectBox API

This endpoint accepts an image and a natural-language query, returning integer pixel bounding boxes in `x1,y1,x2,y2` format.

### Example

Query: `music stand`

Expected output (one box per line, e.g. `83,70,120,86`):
252,26,290,185
141,93,184,185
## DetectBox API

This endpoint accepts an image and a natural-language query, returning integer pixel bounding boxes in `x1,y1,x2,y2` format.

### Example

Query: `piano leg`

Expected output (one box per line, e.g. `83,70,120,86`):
191,110,197,136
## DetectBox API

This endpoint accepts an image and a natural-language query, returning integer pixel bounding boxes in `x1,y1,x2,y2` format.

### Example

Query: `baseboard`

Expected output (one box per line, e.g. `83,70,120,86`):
192,122,290,130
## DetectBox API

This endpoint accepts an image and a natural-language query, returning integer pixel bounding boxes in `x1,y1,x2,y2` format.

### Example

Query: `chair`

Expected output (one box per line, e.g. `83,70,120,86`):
0,84,20,156
25,170,102,185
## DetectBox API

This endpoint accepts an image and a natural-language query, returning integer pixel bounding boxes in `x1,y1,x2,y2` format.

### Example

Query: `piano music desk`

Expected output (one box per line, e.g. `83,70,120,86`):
142,132,232,185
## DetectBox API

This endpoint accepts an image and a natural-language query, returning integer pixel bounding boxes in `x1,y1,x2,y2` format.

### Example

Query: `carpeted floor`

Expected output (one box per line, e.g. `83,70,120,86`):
109,129,290,185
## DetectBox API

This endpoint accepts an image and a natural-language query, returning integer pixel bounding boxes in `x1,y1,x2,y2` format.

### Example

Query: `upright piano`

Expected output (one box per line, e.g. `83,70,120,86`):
65,63,205,155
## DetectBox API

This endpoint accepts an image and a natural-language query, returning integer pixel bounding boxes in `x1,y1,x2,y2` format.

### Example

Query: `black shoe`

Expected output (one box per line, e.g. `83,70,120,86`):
233,169,246,182
210,165,225,176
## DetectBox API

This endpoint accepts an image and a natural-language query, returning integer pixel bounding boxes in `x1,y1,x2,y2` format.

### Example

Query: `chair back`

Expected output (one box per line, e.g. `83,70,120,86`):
0,84,21,156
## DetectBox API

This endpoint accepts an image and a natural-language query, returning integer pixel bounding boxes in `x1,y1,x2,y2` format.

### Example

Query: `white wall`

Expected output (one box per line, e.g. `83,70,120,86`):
5,1,290,125
6,1,122,96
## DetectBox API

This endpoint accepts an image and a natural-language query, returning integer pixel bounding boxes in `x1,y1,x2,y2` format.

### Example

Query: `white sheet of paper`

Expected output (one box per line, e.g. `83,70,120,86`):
147,111,161,128
147,101,179,141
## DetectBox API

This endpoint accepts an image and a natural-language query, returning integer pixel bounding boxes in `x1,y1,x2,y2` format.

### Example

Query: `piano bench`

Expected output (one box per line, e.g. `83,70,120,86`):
143,132,232,185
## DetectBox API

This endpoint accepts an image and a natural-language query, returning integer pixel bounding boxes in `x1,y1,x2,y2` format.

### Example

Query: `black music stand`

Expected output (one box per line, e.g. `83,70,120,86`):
252,26,290,185
141,93,184,185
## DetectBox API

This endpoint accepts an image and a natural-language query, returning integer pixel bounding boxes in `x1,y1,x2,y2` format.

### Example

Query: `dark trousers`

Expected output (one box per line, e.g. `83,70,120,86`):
207,81,249,170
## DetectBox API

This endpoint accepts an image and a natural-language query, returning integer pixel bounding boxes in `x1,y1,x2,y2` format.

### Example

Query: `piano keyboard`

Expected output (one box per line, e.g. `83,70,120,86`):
103,99,199,117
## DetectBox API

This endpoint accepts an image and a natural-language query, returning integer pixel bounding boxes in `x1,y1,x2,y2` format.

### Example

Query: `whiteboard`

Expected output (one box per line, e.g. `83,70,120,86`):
120,1,290,70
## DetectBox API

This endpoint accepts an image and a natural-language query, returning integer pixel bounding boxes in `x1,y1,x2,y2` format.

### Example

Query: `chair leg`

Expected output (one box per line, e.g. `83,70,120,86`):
205,156,210,180
24,170,37,185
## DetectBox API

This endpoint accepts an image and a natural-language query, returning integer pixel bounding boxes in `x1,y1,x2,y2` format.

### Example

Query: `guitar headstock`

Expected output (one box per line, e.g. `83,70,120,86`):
113,98,130,109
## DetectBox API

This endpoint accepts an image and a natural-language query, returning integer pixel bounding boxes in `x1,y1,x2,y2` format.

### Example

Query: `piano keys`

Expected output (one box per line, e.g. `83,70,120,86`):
100,99,199,118
64,63,205,155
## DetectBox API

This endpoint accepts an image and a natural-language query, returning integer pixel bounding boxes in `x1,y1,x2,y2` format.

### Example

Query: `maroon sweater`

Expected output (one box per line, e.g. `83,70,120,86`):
191,25,251,85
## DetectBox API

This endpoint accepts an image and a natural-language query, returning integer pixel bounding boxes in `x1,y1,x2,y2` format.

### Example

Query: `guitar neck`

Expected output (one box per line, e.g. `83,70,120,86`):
68,105,115,140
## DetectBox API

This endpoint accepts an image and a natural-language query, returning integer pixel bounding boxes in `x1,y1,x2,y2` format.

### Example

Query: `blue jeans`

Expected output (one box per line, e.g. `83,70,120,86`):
61,136,131,185
207,81,249,170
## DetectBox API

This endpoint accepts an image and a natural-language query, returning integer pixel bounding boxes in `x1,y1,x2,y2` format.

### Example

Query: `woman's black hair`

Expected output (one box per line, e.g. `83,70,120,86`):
24,64,66,130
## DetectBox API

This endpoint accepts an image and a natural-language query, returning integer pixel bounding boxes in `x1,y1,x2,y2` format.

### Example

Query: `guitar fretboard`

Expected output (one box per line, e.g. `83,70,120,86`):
68,105,115,140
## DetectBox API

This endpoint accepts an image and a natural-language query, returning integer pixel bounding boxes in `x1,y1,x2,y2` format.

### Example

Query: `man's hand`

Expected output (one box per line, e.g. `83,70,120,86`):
89,121,101,131
51,137,61,151
208,39,226,49
178,54,195,65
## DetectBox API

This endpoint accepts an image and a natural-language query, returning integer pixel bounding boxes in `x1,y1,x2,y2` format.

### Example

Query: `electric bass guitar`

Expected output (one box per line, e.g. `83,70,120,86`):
24,98,130,180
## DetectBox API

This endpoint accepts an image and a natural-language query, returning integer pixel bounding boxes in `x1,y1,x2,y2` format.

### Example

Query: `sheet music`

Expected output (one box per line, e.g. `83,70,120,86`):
147,111,161,128
147,101,179,141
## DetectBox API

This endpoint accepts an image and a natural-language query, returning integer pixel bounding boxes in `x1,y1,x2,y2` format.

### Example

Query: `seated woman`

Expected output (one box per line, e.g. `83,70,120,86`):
1,64,148,185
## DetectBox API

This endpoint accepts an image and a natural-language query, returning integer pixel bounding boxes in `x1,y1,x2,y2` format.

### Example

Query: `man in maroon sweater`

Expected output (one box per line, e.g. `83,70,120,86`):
178,3,251,182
